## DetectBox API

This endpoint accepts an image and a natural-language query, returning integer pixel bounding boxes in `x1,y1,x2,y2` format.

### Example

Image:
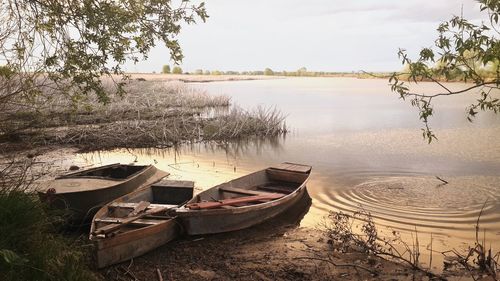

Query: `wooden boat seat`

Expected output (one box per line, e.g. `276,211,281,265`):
269,162,311,173
109,202,177,210
218,186,286,196
95,217,164,226
257,185,294,194
93,206,170,235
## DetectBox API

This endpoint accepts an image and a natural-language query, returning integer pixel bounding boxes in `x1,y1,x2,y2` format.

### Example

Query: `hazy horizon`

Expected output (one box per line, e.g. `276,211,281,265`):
124,0,488,73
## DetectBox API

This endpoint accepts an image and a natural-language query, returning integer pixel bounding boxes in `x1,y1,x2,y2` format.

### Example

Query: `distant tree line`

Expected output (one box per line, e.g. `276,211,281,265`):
162,65,184,74
159,66,363,77
159,61,499,81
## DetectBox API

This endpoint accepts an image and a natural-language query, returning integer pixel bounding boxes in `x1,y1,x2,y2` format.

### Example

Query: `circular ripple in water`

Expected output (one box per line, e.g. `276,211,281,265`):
318,176,500,235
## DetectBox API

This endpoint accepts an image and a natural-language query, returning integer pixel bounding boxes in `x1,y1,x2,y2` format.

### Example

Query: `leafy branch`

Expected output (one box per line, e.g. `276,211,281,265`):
0,0,208,130
389,0,500,143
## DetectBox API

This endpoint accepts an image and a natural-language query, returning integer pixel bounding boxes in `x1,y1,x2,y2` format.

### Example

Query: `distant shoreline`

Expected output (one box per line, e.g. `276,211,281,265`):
127,73,280,83
126,72,395,83
125,72,477,84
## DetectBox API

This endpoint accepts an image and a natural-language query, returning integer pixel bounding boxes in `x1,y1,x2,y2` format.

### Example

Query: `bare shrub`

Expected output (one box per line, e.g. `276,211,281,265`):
325,208,500,280
442,203,499,280
324,210,444,280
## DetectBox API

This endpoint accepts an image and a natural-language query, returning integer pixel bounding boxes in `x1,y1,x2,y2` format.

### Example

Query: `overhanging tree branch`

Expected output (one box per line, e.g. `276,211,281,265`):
0,0,208,137
388,0,500,143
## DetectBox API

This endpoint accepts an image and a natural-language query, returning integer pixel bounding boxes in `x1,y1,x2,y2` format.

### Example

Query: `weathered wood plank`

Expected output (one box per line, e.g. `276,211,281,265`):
152,179,195,188
127,201,150,217
269,162,311,173
186,193,284,210
109,202,177,209
269,163,293,171
95,217,163,226
219,186,282,196
266,169,309,184
93,206,169,235
257,185,294,194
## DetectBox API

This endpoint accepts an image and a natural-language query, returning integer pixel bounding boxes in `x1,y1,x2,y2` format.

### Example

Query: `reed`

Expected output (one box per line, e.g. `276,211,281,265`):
46,106,287,151
1,80,287,151
202,106,287,140
324,208,500,280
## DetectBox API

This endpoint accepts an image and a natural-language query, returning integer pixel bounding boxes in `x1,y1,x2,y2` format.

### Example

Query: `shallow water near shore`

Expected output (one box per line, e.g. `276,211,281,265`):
74,77,500,271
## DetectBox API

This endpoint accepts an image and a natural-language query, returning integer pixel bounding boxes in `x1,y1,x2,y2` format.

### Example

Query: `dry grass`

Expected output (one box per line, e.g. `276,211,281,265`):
202,106,287,139
324,209,500,280
1,79,287,151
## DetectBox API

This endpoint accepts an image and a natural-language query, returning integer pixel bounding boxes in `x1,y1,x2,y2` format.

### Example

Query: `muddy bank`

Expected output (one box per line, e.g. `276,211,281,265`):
100,226,429,281
98,192,426,281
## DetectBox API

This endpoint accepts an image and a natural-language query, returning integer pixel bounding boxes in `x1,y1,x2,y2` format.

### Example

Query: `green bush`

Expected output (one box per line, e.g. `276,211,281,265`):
172,66,183,74
0,163,98,281
162,65,171,74
264,68,274,76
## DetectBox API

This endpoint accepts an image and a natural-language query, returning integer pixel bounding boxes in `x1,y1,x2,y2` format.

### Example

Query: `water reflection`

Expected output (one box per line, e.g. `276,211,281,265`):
78,139,285,192
202,135,286,159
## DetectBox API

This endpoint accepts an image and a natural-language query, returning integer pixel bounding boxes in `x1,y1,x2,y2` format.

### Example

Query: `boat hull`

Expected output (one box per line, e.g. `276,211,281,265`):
175,163,311,235
38,164,168,222
94,219,180,268
90,180,194,268
178,185,307,235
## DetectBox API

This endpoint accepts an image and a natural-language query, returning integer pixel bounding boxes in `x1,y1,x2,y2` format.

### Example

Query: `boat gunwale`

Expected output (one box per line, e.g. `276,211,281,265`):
56,163,151,181
38,165,168,195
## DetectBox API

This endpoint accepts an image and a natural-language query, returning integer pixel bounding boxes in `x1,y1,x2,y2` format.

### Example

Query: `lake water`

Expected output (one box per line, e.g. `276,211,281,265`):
79,77,500,268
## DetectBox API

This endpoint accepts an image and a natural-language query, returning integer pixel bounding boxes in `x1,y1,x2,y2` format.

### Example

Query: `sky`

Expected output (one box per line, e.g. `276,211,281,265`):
124,0,488,73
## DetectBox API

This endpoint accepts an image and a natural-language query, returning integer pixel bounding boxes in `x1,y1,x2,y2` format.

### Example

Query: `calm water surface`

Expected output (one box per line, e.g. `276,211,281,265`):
79,77,500,268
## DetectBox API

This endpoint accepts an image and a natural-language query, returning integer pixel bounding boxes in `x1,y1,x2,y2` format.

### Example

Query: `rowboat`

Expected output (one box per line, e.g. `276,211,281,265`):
90,180,194,268
38,163,168,222
174,162,312,235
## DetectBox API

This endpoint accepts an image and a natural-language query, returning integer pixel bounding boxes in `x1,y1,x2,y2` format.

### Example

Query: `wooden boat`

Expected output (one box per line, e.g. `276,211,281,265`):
90,180,194,268
38,163,168,222
174,162,312,235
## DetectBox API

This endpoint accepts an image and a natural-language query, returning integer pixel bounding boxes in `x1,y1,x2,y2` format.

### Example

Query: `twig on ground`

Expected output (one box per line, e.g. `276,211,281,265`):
156,268,163,281
293,256,378,275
